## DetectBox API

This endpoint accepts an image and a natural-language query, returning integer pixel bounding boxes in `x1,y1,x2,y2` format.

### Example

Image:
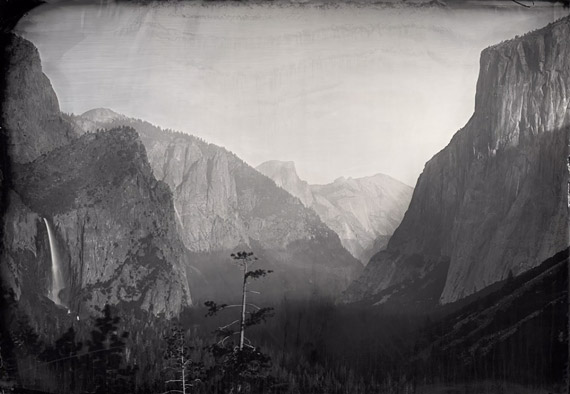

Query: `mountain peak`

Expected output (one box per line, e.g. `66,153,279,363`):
331,173,412,192
343,16,569,306
256,160,297,174
256,160,315,208
258,164,413,263
80,108,126,123
256,160,304,188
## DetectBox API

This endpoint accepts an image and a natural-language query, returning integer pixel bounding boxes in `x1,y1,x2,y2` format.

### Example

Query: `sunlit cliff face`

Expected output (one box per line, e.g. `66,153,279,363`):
16,2,565,185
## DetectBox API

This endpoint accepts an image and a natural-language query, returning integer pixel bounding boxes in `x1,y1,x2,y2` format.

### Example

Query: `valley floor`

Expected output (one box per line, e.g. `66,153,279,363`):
415,381,565,394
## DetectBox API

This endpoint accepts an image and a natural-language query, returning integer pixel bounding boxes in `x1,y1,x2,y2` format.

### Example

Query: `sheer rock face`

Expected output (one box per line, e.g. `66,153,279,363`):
1,34,77,163
73,117,362,298
1,36,191,318
7,129,192,317
256,160,413,264
148,139,245,252
344,17,570,305
256,161,316,207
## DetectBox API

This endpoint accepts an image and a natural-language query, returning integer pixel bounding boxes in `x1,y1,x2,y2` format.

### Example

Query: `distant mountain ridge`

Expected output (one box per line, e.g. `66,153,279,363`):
74,111,362,301
256,161,315,207
256,160,413,264
343,16,570,306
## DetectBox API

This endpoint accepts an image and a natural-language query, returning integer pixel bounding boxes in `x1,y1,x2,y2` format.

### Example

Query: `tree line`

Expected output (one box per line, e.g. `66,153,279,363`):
1,250,567,394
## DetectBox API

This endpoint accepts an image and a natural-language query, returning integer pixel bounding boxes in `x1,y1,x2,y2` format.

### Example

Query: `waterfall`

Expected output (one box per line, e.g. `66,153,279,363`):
173,203,184,228
43,218,65,306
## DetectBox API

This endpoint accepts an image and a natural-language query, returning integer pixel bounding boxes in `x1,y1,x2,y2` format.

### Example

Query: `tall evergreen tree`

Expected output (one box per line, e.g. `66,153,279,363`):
84,304,135,394
162,325,204,394
40,327,82,392
205,251,275,393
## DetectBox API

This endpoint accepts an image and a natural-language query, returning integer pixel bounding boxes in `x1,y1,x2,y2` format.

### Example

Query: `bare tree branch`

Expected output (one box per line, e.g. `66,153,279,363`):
219,319,240,331
511,0,532,7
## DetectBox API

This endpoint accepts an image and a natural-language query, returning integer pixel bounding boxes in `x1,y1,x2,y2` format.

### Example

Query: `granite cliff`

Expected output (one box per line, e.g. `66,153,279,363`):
73,114,362,301
1,35,77,164
0,35,192,319
344,17,570,305
256,160,413,264
8,128,192,317
256,161,316,208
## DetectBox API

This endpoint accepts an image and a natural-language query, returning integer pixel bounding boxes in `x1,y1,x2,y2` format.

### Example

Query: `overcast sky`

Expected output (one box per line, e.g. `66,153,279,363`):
16,1,566,186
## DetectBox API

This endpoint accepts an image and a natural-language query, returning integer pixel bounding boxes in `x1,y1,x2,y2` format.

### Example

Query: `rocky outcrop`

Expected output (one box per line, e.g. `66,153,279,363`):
7,128,191,317
256,160,413,264
1,34,77,163
311,175,413,263
256,161,315,207
1,36,192,319
344,17,570,305
73,115,362,300
412,249,568,385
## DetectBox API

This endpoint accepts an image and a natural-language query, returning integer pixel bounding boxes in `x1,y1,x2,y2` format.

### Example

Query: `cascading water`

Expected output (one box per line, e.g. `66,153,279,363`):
173,203,184,228
43,218,65,306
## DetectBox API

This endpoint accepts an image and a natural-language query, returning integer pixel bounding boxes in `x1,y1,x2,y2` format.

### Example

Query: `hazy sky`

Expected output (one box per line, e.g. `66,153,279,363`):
16,1,566,185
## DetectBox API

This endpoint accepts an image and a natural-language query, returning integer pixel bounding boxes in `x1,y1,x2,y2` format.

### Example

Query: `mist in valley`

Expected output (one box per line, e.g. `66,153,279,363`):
0,1,568,393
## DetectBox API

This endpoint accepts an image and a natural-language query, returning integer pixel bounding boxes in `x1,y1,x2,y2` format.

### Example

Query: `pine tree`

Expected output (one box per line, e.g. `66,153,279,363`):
205,251,275,393
162,325,204,394
84,304,135,394
40,327,82,392
0,343,15,394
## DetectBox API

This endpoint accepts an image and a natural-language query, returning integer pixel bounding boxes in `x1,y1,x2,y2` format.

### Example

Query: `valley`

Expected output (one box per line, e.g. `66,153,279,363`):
0,3,568,394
